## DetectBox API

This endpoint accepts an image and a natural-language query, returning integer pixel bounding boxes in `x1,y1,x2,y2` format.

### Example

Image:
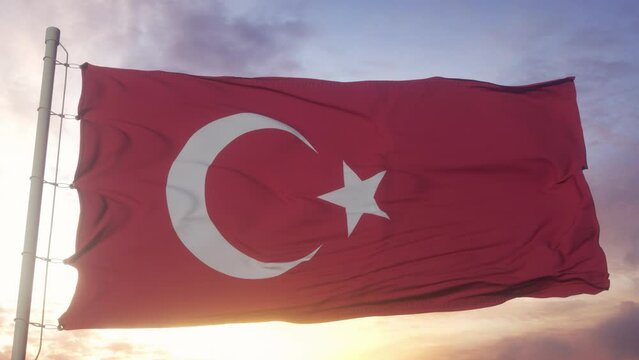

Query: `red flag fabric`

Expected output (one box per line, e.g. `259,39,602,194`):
59,64,609,329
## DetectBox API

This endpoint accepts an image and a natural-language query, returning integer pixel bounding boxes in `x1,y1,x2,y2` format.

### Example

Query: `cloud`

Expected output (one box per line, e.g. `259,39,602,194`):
492,337,579,360
595,301,639,358
152,2,309,75
447,301,639,360
0,0,312,125
0,347,9,360
0,305,168,360
59,0,311,76
22,330,172,360
0,308,14,360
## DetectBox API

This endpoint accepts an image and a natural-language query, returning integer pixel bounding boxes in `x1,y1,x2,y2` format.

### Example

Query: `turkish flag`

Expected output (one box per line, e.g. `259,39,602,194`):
59,64,608,329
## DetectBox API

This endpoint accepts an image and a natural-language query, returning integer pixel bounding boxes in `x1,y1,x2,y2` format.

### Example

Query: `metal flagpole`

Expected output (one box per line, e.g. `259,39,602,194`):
11,26,60,360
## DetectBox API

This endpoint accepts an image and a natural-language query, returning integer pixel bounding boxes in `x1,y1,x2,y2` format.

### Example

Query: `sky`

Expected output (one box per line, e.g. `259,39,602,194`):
0,0,638,359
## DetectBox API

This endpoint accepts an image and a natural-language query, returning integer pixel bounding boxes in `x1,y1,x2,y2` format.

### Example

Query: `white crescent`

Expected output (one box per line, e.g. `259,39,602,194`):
166,112,321,279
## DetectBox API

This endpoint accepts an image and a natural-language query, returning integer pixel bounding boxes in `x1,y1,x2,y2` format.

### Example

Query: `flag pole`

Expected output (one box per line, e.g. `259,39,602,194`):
11,26,60,360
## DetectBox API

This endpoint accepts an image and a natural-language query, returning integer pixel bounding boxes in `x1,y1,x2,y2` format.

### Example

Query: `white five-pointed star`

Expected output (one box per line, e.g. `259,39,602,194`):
318,162,389,236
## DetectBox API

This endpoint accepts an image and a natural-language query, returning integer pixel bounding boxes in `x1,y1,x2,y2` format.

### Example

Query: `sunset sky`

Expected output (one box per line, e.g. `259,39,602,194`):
1,1,638,359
